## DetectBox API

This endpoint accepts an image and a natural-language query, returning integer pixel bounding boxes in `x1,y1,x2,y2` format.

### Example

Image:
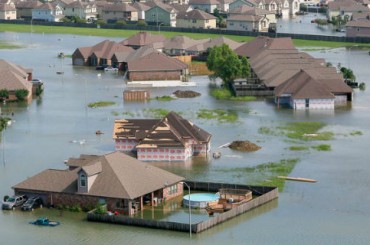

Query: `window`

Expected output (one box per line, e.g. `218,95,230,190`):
192,19,196,23
80,174,86,187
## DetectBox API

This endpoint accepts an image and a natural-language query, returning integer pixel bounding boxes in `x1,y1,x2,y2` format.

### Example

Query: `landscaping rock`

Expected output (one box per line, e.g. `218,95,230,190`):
173,90,201,98
228,141,261,152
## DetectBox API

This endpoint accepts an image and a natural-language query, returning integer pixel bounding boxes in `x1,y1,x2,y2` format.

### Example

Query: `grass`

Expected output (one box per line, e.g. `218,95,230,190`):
152,95,175,101
289,146,309,151
312,144,331,151
87,101,115,108
350,130,363,136
2,23,368,48
122,111,135,117
197,109,238,123
0,40,23,49
278,122,333,141
216,158,299,192
210,88,257,101
143,108,171,118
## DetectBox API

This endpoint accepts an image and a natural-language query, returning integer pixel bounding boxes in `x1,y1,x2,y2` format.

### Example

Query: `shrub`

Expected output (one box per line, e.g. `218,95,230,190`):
95,204,107,214
137,20,147,26
15,89,29,101
0,89,9,100
3,195,9,202
115,20,126,27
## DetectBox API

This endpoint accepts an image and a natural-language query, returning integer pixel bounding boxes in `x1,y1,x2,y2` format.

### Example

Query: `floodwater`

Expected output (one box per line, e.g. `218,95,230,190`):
277,13,345,37
1,32,370,244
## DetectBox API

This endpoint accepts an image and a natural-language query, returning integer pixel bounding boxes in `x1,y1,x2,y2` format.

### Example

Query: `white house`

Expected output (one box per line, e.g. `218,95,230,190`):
32,2,64,22
64,2,98,21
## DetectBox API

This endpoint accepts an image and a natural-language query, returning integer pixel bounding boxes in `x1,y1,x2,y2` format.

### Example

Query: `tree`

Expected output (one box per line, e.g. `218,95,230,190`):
340,67,356,81
115,20,127,27
207,44,250,84
137,20,147,26
15,89,29,101
0,89,9,101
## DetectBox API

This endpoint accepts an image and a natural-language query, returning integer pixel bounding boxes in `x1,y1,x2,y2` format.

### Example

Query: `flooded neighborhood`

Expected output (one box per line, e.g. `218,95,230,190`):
1,16,370,244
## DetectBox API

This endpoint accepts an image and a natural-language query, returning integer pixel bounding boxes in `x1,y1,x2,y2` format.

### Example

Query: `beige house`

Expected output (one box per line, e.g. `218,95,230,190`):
64,2,98,21
176,9,217,28
0,0,16,20
227,8,276,32
102,3,138,22
13,151,185,215
346,20,370,37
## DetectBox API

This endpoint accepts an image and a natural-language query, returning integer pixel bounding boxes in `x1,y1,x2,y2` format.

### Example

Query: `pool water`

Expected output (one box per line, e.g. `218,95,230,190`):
183,193,220,209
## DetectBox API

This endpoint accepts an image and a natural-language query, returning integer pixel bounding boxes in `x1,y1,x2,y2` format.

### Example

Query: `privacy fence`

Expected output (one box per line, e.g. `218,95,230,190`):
87,181,278,233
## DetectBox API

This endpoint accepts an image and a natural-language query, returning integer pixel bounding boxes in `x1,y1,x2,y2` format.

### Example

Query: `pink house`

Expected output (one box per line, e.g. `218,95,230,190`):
113,112,212,161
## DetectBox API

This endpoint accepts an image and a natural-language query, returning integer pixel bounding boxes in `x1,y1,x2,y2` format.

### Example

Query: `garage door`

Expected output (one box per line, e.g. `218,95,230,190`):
73,58,84,66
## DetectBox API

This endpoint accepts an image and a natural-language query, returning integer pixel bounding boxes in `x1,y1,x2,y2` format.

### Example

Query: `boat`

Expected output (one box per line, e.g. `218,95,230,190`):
104,66,119,72
29,217,60,227
277,176,317,183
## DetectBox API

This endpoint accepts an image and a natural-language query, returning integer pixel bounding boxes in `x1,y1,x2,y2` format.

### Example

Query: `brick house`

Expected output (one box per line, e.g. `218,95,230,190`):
113,112,212,161
0,59,33,101
13,151,185,215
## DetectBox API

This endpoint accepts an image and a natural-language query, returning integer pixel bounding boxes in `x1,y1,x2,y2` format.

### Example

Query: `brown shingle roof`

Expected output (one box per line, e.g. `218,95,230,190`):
189,0,220,4
121,32,166,47
13,151,185,200
16,1,42,9
103,3,137,12
346,20,370,28
113,119,160,140
177,9,217,20
0,59,32,92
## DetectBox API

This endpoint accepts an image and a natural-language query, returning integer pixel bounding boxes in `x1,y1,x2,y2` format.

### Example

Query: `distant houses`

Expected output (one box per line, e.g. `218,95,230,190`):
13,151,185,215
113,112,212,161
0,59,36,102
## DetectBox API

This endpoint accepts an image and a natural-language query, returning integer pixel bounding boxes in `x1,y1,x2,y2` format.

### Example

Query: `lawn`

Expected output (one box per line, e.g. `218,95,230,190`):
1,23,370,48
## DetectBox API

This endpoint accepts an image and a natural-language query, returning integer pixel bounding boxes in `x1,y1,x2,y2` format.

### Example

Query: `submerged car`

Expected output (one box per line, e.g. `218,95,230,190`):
21,197,43,211
29,217,60,227
104,66,118,72
2,195,27,210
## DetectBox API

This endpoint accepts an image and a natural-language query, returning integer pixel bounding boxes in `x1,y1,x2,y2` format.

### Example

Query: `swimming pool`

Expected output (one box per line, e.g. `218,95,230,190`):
182,193,220,209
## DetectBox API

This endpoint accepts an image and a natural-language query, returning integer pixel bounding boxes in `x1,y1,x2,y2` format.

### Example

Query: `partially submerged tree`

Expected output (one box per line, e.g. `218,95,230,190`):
340,67,356,81
15,89,29,101
207,44,250,85
0,89,9,101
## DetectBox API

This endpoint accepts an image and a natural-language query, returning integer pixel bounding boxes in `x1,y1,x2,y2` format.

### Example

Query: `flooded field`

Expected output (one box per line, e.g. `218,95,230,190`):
0,32,370,244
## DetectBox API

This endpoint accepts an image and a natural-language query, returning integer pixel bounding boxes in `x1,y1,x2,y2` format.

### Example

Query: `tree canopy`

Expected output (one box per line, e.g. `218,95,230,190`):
206,44,250,84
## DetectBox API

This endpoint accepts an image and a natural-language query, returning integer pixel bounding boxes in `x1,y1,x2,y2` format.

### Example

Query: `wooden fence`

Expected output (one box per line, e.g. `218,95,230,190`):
87,181,278,233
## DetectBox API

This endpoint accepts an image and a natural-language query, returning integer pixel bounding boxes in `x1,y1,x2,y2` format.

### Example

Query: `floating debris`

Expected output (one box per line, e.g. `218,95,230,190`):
228,141,261,152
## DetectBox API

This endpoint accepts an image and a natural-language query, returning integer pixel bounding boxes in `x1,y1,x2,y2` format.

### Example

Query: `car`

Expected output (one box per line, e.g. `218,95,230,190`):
32,79,43,85
104,66,119,72
29,217,60,227
2,195,27,210
21,197,43,211
96,64,109,70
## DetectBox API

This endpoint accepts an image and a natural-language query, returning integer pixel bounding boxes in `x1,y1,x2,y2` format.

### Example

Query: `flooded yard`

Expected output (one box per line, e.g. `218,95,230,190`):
1,32,370,244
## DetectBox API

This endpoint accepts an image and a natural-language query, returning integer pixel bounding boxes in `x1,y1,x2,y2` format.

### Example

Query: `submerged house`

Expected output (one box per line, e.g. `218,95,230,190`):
13,151,184,215
113,112,212,161
0,59,34,101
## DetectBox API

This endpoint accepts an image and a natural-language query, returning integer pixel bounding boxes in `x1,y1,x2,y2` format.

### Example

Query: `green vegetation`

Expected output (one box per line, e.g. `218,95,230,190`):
207,44,250,84
340,66,356,81
56,204,83,212
88,101,115,108
210,88,256,101
278,122,333,141
111,110,120,116
153,95,175,101
289,146,309,151
197,109,238,123
0,89,9,101
359,83,366,90
143,108,170,118
95,204,107,214
258,126,281,136
15,89,29,101
137,20,148,27
0,117,10,132
122,111,135,117
1,24,370,48
0,40,23,49
312,144,331,151
350,130,363,136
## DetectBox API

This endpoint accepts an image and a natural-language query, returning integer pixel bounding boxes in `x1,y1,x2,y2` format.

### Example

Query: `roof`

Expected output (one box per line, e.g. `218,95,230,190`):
0,59,33,92
103,3,137,12
131,2,151,11
227,14,264,22
234,36,296,58
113,119,161,140
0,3,15,11
127,51,188,72
121,32,166,47
275,70,341,99
13,151,185,200
73,40,131,60
346,20,370,28
16,1,42,9
229,5,274,15
36,2,59,10
146,0,177,13
177,9,217,20
136,112,212,149
163,35,208,50
189,0,220,4
187,36,242,52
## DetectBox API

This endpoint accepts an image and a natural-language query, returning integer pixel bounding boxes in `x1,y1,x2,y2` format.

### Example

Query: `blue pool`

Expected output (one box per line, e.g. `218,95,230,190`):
182,193,220,209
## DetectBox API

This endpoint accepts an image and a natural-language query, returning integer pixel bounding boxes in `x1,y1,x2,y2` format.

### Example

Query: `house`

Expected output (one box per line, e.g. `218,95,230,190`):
113,112,212,161
72,40,133,67
101,3,138,22
275,69,353,109
162,35,209,56
121,32,166,50
126,50,189,85
131,2,151,20
227,7,276,32
145,1,178,26
32,2,64,22
345,20,370,37
188,0,220,13
0,59,33,101
0,0,16,20
15,1,42,20
13,151,185,215
176,9,217,28
64,1,98,21
327,0,369,19
229,0,259,11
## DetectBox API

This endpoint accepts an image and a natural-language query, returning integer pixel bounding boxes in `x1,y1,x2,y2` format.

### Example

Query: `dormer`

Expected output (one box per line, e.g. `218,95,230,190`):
77,162,102,193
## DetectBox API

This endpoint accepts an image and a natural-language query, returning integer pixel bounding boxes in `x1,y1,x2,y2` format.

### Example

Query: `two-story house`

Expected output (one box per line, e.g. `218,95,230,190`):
189,0,220,13
101,3,138,22
176,9,217,28
64,1,98,21
0,0,16,20
145,1,178,26
32,2,64,22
